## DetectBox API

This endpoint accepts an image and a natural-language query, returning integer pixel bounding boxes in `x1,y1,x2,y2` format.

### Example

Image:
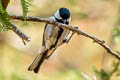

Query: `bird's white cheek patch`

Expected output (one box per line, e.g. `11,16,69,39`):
67,16,71,22
54,10,62,19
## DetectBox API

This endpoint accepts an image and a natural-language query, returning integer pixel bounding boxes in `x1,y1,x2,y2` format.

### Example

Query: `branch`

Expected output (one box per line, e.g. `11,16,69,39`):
1,1,31,44
11,23,31,44
9,14,120,60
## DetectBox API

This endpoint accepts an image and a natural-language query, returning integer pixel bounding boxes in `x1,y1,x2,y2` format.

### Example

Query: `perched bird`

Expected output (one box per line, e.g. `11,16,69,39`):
28,7,74,73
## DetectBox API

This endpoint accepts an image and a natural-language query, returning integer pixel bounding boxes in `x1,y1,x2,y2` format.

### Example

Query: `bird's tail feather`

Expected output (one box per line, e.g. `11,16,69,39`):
34,51,47,73
28,50,48,73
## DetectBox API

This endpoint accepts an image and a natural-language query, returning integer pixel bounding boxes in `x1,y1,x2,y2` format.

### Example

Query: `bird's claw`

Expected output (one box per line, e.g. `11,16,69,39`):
63,39,68,43
74,26,78,29
45,55,50,59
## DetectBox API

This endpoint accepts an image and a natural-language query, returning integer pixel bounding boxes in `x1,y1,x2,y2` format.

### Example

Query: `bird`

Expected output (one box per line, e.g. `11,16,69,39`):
28,7,74,73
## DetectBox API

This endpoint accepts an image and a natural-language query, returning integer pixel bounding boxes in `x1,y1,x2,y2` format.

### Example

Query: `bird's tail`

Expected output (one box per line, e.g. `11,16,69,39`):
28,50,48,73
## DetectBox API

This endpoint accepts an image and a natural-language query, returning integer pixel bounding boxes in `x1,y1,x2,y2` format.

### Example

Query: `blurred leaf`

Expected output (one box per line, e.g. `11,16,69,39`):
78,12,88,19
93,67,109,80
116,71,120,77
68,0,76,5
93,67,100,76
113,27,120,38
20,21,30,27
0,70,6,80
11,73,27,80
116,51,120,55
112,61,120,77
21,0,29,20
50,69,85,80
113,61,119,68
0,1,11,31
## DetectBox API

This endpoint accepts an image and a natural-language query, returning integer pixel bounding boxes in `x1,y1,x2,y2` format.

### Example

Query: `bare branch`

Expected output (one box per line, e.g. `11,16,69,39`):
11,23,31,43
9,14,120,60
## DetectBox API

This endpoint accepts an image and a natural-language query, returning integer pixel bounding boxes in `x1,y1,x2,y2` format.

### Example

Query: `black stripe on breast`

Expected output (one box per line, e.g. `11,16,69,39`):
49,27,63,49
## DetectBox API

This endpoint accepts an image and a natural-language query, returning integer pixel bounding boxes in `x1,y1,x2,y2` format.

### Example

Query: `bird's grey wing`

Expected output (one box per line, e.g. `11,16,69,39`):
43,17,59,49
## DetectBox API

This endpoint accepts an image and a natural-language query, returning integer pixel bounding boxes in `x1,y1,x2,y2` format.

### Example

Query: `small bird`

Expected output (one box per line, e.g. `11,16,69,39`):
28,7,74,73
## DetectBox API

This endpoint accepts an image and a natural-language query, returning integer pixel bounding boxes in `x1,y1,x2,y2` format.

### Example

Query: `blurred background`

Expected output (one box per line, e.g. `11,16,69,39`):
0,0,120,80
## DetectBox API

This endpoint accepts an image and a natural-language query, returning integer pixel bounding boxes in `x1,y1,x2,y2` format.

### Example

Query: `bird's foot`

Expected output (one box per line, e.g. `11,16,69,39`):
74,26,78,29
45,55,51,59
63,39,68,43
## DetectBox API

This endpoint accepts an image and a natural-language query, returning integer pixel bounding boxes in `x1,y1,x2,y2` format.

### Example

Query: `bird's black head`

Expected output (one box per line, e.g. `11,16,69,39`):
54,8,71,24
59,8,70,19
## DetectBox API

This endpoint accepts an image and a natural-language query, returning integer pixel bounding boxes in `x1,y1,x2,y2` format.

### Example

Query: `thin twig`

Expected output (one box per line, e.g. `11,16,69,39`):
11,23,31,44
9,14,120,60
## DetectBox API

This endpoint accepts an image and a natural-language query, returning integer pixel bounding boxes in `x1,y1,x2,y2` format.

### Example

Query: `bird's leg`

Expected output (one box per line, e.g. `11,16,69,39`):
45,48,56,59
65,27,78,43
65,32,74,43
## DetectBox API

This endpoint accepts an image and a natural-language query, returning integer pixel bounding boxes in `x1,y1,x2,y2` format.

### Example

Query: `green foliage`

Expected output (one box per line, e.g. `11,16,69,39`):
113,27,120,38
113,61,119,68
78,12,88,19
113,61,120,77
0,1,11,31
0,71,27,80
0,70,5,80
116,69,120,77
0,69,86,80
93,61,120,80
116,51,120,55
11,73,27,80
0,0,29,31
68,0,76,5
20,0,29,20
93,67,109,80
49,69,85,80
20,21,30,27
